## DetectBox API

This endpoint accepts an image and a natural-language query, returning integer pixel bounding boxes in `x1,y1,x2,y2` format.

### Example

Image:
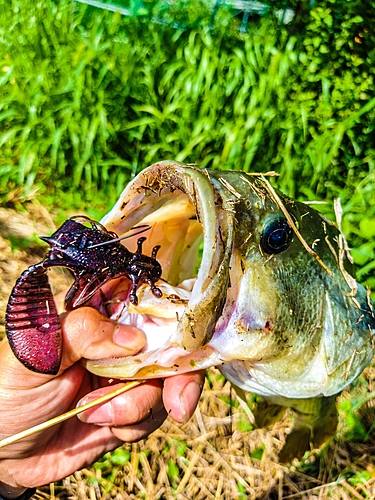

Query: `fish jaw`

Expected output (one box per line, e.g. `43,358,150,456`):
85,162,283,380
208,249,280,361
86,279,227,379
85,161,235,378
99,161,235,351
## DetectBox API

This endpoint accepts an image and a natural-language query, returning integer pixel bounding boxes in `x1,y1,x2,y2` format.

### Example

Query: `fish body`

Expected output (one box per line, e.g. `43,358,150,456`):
84,161,375,460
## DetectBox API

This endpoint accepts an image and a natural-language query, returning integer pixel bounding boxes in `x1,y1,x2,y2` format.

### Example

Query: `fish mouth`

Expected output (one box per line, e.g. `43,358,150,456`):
85,161,235,379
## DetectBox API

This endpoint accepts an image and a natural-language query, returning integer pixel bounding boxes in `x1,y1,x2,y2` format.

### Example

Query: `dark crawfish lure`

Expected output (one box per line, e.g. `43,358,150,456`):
5,216,162,375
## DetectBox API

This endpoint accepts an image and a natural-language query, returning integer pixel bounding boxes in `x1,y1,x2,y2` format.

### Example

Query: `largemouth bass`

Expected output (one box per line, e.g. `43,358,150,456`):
84,161,375,461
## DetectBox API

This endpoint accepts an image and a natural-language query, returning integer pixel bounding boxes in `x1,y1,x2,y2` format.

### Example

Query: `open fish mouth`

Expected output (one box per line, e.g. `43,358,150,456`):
85,161,375,401
86,161,233,379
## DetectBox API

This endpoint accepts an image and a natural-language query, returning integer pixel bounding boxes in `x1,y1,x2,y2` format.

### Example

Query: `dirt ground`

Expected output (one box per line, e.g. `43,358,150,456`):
1,207,375,499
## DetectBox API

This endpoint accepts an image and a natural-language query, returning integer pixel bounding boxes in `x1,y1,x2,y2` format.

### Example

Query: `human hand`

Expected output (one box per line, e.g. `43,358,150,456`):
0,286,204,497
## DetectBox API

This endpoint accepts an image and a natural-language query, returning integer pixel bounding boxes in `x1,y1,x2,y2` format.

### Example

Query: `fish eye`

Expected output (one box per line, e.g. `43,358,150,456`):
260,217,293,254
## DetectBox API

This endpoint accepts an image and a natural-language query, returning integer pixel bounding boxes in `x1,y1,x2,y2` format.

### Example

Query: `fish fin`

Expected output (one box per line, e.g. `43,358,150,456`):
252,399,288,428
279,427,312,463
278,395,338,463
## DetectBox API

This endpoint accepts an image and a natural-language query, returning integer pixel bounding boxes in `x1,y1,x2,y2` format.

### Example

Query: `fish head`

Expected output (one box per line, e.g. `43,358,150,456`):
85,161,375,401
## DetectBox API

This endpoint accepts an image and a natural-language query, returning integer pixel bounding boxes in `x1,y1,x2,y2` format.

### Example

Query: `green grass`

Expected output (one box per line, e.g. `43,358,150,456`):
1,0,375,214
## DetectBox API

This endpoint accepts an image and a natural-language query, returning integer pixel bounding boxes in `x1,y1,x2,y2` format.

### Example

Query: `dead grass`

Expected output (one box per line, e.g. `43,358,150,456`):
1,208,375,499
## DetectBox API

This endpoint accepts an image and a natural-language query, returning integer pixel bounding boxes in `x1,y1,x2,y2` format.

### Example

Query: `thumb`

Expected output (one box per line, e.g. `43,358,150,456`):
60,307,146,370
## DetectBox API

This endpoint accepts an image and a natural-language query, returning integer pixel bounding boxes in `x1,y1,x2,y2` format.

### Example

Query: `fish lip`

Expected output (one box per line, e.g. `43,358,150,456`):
85,161,235,379
83,345,225,379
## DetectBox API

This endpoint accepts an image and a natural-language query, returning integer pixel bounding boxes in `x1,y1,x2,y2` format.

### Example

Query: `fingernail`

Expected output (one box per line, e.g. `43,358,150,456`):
113,325,146,349
77,396,114,425
179,381,202,424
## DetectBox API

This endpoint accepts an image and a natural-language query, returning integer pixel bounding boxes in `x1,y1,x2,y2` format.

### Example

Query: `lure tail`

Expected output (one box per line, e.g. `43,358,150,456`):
5,264,62,375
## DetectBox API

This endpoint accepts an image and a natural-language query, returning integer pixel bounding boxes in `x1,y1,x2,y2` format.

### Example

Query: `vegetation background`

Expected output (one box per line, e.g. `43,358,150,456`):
1,0,375,497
